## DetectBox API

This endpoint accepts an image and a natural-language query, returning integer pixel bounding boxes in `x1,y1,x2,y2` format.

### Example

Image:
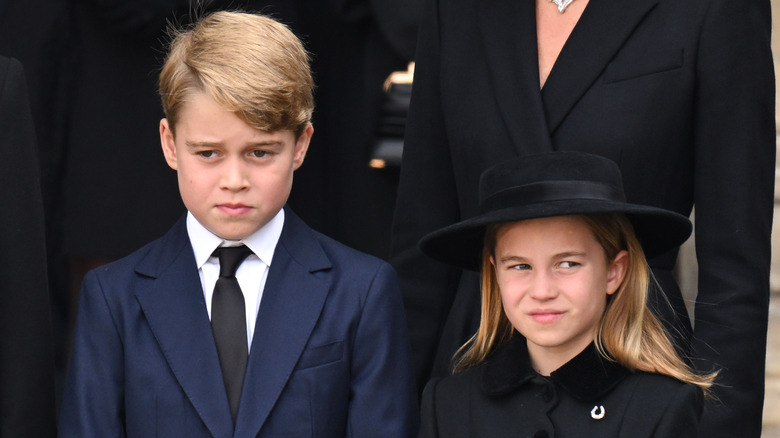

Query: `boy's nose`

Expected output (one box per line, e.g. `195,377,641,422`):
220,159,249,191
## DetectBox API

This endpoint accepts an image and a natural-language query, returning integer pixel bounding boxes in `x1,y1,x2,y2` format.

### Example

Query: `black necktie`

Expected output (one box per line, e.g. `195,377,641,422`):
211,245,253,423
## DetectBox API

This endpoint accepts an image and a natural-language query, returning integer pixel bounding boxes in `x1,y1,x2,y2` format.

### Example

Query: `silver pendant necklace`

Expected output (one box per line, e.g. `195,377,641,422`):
549,0,575,13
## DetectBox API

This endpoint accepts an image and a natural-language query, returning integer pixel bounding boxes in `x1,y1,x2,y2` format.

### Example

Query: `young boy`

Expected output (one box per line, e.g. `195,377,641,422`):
58,12,418,437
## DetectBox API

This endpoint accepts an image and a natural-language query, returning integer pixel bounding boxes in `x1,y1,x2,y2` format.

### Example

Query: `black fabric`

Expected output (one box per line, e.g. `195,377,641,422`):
211,245,253,424
419,337,703,438
481,336,629,401
482,181,626,211
287,0,423,258
419,152,693,271
0,56,56,437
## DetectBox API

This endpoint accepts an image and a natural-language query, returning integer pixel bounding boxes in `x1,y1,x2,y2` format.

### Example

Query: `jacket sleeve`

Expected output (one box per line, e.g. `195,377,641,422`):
347,262,420,437
389,0,463,393
690,0,775,435
58,270,126,437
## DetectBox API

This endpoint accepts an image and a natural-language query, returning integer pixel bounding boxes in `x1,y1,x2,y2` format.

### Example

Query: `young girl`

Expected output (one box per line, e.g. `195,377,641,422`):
417,151,716,438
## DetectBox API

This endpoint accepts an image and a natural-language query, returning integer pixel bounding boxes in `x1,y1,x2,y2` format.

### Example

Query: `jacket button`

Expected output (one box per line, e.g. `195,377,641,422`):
534,431,550,438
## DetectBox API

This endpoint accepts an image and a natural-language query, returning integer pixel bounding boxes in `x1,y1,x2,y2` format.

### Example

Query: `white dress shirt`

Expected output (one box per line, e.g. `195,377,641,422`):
186,209,284,351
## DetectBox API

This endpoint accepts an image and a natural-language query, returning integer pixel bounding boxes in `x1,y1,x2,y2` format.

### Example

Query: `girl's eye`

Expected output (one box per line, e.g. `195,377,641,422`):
509,264,531,271
559,261,580,269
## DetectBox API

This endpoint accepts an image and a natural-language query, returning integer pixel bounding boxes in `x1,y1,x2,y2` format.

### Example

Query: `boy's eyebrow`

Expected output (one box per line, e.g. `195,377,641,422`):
185,140,222,149
248,140,285,148
184,140,285,149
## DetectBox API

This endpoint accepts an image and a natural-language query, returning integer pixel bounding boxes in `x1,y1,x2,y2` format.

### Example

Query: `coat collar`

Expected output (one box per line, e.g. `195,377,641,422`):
481,335,629,401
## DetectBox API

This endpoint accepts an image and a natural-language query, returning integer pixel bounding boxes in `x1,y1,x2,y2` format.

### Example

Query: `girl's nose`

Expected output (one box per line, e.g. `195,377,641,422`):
529,272,558,301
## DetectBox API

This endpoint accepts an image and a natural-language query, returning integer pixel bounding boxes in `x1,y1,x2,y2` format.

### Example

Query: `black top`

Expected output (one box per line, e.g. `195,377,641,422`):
419,336,702,438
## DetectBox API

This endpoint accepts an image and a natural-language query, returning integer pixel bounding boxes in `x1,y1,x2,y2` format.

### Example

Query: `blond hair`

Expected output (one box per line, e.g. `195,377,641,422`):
454,213,717,396
159,11,314,136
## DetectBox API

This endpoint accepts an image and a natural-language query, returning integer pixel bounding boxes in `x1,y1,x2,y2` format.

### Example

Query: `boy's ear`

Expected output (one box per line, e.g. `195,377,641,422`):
292,123,314,170
160,118,178,170
606,250,629,295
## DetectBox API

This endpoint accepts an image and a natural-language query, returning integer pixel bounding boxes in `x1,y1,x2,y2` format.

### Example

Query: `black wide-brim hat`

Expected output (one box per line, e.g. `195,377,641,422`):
419,151,692,271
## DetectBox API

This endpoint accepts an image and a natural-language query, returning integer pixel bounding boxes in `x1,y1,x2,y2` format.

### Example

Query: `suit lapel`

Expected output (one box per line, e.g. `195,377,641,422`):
134,219,234,438
234,210,331,437
541,0,659,133
478,0,553,155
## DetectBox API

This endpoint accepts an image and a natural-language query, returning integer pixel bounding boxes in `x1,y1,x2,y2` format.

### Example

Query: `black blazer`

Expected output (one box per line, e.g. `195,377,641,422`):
391,0,774,435
419,338,703,438
0,56,56,437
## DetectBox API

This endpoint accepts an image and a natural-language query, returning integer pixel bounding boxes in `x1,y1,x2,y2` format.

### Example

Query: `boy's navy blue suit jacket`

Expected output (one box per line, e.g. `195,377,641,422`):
58,207,418,437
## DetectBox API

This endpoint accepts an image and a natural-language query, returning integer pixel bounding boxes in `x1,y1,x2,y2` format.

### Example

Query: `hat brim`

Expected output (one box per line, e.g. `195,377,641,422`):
419,199,692,271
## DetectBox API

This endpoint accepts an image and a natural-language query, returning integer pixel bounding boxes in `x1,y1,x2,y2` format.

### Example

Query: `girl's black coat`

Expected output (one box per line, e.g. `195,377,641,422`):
419,338,702,438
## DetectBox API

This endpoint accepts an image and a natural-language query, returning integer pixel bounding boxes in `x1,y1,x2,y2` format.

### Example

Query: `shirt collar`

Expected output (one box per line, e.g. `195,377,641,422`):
480,334,630,401
186,209,285,268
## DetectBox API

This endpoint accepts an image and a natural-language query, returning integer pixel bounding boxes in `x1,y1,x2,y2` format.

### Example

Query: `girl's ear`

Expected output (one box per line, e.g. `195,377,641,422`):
606,250,629,295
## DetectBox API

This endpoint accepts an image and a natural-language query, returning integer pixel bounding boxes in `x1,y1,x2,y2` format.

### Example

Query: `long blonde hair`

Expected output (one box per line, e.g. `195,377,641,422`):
453,213,716,396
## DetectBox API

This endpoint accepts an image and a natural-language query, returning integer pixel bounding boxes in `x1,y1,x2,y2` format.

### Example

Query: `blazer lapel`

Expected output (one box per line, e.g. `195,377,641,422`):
134,219,234,438
478,0,553,155
541,0,659,133
234,210,331,437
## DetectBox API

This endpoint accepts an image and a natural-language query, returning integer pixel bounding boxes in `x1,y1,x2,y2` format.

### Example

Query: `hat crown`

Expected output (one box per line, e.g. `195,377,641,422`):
478,151,625,213
419,151,692,271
